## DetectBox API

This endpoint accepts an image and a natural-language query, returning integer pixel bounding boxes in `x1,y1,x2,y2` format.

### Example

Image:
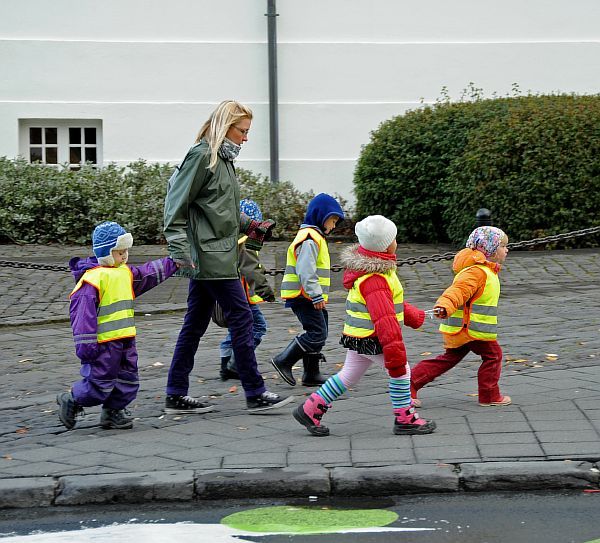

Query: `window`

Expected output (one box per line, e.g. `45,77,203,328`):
19,119,102,169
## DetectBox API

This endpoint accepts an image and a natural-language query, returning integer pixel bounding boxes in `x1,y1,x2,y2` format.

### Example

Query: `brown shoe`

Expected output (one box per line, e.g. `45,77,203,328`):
479,395,512,407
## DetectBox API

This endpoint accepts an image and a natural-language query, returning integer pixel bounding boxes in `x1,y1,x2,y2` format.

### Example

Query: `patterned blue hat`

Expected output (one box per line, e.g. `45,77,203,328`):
239,198,263,221
92,221,133,264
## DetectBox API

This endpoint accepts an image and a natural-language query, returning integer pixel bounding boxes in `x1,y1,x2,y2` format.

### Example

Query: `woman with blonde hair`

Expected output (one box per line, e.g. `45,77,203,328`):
163,100,292,414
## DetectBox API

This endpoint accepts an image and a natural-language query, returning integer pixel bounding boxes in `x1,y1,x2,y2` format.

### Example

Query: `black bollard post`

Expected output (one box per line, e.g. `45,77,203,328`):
475,208,492,227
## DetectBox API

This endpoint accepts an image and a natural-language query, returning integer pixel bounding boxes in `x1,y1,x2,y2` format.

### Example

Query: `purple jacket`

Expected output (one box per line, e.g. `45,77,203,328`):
69,256,178,361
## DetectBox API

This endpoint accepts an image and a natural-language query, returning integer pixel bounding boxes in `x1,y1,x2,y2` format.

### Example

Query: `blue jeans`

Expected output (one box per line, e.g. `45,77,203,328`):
166,279,266,398
220,304,267,358
288,298,329,352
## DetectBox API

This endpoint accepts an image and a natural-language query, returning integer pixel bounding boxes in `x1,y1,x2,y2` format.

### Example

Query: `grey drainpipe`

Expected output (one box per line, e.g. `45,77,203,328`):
266,0,280,183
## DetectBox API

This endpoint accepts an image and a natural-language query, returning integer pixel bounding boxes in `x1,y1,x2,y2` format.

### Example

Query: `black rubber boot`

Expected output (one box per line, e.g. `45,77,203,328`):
302,352,327,386
270,340,305,386
220,356,239,381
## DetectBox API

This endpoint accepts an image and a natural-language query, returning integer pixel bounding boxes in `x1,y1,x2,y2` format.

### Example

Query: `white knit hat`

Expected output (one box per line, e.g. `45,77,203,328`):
355,215,397,252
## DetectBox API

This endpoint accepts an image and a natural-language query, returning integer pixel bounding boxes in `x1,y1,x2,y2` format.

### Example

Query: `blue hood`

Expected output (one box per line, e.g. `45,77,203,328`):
302,193,344,230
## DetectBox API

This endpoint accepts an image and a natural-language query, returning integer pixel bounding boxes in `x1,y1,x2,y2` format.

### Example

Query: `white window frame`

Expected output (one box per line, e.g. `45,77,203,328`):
19,119,103,169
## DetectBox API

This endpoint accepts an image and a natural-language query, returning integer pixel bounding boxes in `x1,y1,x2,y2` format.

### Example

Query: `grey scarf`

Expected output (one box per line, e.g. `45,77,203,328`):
218,137,241,161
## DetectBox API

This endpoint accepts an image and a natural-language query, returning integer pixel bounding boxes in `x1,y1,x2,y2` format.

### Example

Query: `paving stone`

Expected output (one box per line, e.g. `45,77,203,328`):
0,477,57,508
55,470,195,505
331,464,459,495
460,461,599,490
195,467,330,498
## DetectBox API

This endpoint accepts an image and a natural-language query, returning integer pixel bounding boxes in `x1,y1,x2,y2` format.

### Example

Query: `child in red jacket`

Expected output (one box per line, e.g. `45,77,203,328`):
293,215,436,437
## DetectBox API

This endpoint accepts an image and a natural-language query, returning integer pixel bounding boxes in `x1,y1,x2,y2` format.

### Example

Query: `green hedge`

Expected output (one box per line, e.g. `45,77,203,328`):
0,158,348,244
354,93,600,246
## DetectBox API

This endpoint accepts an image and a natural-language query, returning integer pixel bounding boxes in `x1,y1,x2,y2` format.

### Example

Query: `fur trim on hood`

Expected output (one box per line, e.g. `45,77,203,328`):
342,244,397,289
341,244,397,274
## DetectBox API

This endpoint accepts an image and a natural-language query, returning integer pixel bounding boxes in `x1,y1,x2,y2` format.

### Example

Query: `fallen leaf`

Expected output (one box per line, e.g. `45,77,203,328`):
420,352,432,356
229,385,238,393
16,428,29,434
158,415,165,419
335,363,344,368
512,359,529,363
173,416,182,421
3,455,13,460
466,393,478,397
236,426,248,431
287,328,298,334
197,378,206,384
152,362,164,367
533,364,544,368
18,359,33,363
546,353,558,357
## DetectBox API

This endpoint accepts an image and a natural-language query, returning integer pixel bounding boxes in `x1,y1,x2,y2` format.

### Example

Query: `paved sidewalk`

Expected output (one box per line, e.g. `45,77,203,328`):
1,244,599,507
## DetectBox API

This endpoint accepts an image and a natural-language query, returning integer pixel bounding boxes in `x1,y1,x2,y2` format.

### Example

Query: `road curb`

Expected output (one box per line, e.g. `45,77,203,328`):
1,461,599,509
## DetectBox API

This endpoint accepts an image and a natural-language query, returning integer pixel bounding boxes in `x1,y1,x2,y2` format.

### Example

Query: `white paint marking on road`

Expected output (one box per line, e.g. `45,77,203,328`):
1,522,437,542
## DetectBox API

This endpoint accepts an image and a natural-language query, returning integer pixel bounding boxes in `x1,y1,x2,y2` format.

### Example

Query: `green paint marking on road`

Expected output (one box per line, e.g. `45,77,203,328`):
221,505,398,534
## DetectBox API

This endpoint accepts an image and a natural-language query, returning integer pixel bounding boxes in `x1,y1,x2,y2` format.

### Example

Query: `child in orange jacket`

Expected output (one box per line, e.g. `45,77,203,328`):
411,226,511,407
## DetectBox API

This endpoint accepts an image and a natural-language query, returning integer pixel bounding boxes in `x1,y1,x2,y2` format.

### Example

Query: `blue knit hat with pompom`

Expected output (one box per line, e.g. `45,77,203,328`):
239,198,263,221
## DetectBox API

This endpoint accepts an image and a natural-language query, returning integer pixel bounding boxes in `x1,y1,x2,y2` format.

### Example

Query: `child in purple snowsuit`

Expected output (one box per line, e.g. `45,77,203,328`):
56,221,180,430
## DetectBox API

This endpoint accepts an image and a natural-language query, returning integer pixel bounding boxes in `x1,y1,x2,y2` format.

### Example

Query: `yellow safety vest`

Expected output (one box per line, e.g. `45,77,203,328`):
280,228,331,302
439,264,500,340
70,265,136,343
343,271,404,337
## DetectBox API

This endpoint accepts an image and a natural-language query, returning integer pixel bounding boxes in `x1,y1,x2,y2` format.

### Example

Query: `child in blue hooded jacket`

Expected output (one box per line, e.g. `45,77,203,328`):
271,193,344,386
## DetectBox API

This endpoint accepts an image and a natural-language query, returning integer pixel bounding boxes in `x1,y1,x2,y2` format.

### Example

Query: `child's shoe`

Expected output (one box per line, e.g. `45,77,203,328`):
301,352,327,386
393,406,436,435
479,395,512,407
100,408,134,430
246,391,294,413
56,391,84,430
293,392,330,437
219,356,239,381
271,340,305,386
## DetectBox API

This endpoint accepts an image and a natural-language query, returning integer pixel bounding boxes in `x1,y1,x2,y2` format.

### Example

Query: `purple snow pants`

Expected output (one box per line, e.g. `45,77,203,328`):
72,337,139,410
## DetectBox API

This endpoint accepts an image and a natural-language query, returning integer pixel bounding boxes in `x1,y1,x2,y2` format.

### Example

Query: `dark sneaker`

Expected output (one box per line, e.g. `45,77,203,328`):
219,367,240,381
100,408,134,430
247,391,294,414
56,391,84,430
164,394,214,414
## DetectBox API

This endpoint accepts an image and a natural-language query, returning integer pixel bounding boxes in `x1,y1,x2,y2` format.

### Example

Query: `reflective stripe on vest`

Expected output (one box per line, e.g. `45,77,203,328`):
280,228,331,301
439,264,500,340
343,271,404,338
242,276,264,305
71,265,136,343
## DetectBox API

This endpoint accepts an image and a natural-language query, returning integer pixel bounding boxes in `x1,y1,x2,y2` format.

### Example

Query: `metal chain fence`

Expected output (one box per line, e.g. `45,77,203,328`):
1,225,599,276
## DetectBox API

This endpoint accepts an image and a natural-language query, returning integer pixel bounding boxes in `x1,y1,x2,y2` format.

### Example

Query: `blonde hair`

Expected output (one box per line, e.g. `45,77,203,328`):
195,100,253,170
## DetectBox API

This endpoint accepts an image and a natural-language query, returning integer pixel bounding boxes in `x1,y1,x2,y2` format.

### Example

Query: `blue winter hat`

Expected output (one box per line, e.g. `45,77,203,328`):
92,221,133,266
239,198,263,221
303,193,345,230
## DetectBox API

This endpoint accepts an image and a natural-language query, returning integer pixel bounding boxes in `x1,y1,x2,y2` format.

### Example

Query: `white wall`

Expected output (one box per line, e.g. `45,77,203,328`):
1,0,599,201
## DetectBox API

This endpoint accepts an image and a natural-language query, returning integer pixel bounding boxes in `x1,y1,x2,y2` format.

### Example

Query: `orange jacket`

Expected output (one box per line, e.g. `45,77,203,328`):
435,248,501,349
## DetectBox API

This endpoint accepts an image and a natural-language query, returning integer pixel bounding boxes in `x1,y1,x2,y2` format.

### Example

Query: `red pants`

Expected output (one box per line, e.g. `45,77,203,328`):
411,340,503,404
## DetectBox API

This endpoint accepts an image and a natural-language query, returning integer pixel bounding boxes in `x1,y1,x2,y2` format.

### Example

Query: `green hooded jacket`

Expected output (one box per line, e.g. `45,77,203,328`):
163,140,241,280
